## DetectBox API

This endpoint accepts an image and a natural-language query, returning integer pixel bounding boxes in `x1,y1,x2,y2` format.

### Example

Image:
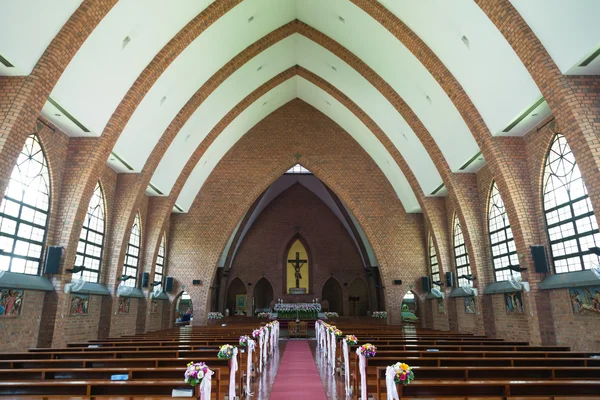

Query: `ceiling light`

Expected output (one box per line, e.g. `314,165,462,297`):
257,65,263,72
185,134,191,142
426,95,432,104
54,113,61,117
122,36,131,50
531,113,538,117
338,16,345,23
263,101,268,106
248,16,254,23
330,65,337,72
461,35,470,49
325,100,331,106
160,96,167,106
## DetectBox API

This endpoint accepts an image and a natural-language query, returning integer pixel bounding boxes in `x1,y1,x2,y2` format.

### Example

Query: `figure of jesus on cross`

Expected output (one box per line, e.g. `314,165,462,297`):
288,251,307,289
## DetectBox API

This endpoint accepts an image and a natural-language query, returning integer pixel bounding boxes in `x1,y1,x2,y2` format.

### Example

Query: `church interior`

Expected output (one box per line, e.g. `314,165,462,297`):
1,0,600,398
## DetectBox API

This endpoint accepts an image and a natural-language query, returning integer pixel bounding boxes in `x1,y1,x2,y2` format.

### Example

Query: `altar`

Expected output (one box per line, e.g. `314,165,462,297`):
274,303,321,320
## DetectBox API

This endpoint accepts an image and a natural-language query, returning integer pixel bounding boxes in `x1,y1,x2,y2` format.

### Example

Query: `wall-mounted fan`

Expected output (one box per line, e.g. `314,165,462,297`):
151,285,162,298
116,281,134,297
64,279,85,294
507,276,522,291
431,287,443,298
461,285,473,296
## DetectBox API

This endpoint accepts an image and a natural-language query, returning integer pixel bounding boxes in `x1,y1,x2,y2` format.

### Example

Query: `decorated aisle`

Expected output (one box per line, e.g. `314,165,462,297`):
269,341,327,400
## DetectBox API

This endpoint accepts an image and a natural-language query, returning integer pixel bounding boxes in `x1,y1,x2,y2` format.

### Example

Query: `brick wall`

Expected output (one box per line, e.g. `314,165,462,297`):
225,182,367,315
0,290,45,351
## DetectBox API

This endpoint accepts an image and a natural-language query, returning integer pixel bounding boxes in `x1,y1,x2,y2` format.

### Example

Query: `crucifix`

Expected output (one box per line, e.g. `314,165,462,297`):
288,251,307,288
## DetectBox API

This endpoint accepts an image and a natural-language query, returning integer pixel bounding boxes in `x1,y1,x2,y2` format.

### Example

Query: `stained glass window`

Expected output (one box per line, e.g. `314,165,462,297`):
429,234,441,289
0,135,50,275
543,134,600,273
123,213,141,287
453,215,472,287
488,182,520,281
285,164,311,174
74,182,105,282
153,233,166,291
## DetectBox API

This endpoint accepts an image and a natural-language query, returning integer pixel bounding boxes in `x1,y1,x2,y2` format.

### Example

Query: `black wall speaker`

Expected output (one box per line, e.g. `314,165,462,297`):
445,271,454,288
531,245,549,273
421,276,431,292
43,246,62,274
392,279,403,285
141,272,149,288
192,279,202,285
165,276,174,293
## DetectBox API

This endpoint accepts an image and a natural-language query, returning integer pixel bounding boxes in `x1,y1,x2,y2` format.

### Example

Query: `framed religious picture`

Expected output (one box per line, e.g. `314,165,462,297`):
118,297,130,314
0,288,24,317
569,286,600,315
504,292,524,314
150,300,159,314
464,296,476,314
437,298,444,313
236,294,247,311
70,293,89,315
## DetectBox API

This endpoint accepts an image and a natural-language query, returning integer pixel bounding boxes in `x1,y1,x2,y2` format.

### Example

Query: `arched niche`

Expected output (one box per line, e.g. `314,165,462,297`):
174,291,193,325
322,277,344,315
401,291,420,324
349,278,370,316
282,234,314,295
253,277,274,316
226,278,247,316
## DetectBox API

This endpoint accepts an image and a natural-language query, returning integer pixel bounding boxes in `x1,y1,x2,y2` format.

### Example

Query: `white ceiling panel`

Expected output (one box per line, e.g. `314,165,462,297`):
0,0,82,76
297,0,479,172
113,0,296,173
43,0,213,136
295,35,442,195
511,0,600,75
379,0,541,135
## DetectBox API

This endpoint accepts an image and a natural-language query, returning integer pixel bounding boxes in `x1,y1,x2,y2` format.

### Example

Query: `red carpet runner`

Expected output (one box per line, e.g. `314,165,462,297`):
269,340,328,400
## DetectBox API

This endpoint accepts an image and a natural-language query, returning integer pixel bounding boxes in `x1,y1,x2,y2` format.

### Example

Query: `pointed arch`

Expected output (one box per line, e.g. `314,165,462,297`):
253,277,274,313
349,277,369,316
123,212,142,287
226,277,246,315
153,232,166,291
428,233,441,289
74,181,105,283
321,277,344,315
0,134,50,275
543,134,600,273
488,181,520,281
282,233,314,295
453,214,472,287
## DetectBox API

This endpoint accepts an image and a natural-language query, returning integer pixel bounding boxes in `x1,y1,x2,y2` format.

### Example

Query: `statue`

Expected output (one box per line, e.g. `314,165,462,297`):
288,251,307,294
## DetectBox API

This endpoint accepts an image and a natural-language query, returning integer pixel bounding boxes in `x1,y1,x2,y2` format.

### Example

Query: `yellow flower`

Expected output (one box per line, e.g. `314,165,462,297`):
400,363,409,371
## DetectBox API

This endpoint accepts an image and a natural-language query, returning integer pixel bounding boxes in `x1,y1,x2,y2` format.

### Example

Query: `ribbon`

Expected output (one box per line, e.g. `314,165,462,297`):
246,339,255,396
324,327,329,361
229,347,238,400
343,339,351,394
386,365,400,400
329,330,336,373
315,321,320,346
258,331,264,373
356,349,367,400
199,368,213,400
262,330,267,366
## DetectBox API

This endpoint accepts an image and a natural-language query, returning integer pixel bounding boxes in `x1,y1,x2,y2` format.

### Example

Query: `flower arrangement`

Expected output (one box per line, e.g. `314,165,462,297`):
358,343,377,358
252,329,261,339
184,361,210,386
392,362,415,385
333,328,343,338
372,311,387,319
257,312,271,318
327,325,337,333
324,312,339,318
239,335,250,347
345,335,358,345
217,344,236,359
208,312,224,319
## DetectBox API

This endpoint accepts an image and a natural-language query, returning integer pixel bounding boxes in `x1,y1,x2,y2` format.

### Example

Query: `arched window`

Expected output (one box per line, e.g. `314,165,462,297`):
153,233,166,291
429,234,441,289
0,135,50,275
123,213,141,287
75,182,105,282
453,215,472,287
543,134,600,273
488,181,520,281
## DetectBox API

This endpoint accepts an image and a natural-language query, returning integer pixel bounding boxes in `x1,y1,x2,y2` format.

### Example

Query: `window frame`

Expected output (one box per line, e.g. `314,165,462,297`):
542,133,600,274
74,182,106,283
429,234,441,289
153,232,166,291
0,134,51,276
488,181,521,282
123,213,142,287
453,214,472,288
